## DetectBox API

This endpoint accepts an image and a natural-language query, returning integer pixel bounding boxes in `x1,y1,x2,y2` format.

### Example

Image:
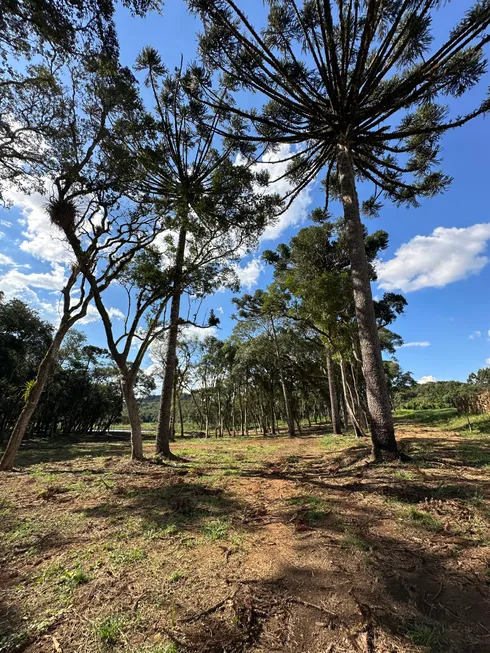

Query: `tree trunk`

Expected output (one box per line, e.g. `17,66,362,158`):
326,351,342,435
350,361,369,433
171,377,177,442
337,145,398,458
178,391,184,438
270,316,295,438
217,385,223,437
121,376,144,460
155,226,186,459
0,324,69,471
231,388,236,436
340,357,367,438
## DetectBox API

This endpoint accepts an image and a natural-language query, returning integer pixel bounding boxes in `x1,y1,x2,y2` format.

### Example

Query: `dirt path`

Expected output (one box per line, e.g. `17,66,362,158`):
1,426,490,652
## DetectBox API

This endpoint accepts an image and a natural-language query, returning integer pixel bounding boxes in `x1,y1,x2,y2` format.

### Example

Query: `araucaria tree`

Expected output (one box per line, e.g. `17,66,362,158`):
126,49,280,458
188,0,490,458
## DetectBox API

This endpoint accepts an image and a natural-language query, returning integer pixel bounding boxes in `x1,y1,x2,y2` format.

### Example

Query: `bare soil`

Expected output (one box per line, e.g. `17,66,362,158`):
1,422,490,652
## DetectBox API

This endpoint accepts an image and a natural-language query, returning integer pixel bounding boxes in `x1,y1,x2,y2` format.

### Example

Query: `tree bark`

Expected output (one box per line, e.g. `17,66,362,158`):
270,316,295,438
326,351,342,435
121,376,143,460
337,145,398,459
178,391,184,438
340,357,367,438
0,324,69,471
155,226,186,459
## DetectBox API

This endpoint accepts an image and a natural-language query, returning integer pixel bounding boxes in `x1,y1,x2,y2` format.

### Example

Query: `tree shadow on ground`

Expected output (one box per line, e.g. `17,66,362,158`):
11,438,131,467
211,434,490,651
74,480,247,535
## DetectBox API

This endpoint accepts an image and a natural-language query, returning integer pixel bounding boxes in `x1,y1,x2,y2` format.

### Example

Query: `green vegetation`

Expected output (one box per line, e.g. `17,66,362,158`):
202,518,230,541
407,623,447,652
408,508,444,532
2,2,490,652
95,615,127,646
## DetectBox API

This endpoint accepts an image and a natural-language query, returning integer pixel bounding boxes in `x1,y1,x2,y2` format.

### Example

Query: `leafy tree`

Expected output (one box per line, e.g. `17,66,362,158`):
0,0,161,200
0,298,53,438
233,288,297,438
188,0,490,458
0,55,153,470
0,312,123,442
383,361,416,404
263,220,406,439
468,367,490,387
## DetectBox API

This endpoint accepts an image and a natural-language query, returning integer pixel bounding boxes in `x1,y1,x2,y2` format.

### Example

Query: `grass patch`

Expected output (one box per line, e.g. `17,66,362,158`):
408,507,444,532
457,440,490,467
394,408,490,436
342,528,372,551
286,495,330,527
95,614,127,646
109,546,146,565
406,622,447,652
202,518,229,541
319,434,370,453
168,571,184,583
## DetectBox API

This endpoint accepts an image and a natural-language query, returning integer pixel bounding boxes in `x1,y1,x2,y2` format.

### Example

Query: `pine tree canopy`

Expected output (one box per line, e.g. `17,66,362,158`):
188,0,490,212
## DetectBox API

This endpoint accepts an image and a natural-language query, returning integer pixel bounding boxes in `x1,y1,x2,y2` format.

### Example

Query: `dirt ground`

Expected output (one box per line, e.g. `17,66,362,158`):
1,421,490,653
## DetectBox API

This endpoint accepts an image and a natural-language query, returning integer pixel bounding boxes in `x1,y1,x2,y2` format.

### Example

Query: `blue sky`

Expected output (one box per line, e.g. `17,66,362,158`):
1,1,490,384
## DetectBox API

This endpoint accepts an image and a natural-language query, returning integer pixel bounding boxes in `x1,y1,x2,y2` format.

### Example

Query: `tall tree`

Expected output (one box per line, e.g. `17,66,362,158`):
233,288,297,438
0,55,152,470
0,0,161,200
123,50,280,458
188,0,490,458
263,219,406,438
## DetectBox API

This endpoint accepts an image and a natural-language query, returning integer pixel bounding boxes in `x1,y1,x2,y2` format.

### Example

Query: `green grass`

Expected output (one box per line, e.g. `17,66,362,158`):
168,570,185,583
394,408,457,425
394,408,490,435
406,622,447,652
59,567,90,588
319,434,368,450
109,546,146,565
202,517,230,541
408,507,444,532
286,495,331,527
95,615,127,646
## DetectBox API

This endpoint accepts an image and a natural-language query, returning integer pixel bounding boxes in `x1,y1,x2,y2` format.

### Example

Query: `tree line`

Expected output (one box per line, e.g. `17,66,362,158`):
0,297,153,440
1,1,489,469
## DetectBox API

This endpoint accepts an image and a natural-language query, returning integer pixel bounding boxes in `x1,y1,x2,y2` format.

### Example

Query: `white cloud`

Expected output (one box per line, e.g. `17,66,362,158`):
108,307,125,321
217,306,224,314
77,305,100,326
399,341,431,348
418,375,437,384
0,253,15,266
181,323,217,342
233,258,263,290
377,224,490,292
78,305,125,326
0,219,13,228
237,144,314,242
488,330,490,339
0,263,67,299
3,184,74,264
486,358,490,366
469,330,482,340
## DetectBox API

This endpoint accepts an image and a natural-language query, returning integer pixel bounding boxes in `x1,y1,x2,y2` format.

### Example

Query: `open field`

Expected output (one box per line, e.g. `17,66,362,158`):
2,416,490,652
